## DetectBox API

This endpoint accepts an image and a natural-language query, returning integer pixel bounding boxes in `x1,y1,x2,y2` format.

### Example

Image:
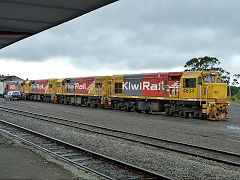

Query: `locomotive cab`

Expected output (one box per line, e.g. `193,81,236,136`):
46,79,58,94
180,71,229,120
56,79,66,94
20,81,25,94
25,80,32,93
180,72,200,99
180,71,227,100
46,79,58,102
94,76,112,108
23,80,36,100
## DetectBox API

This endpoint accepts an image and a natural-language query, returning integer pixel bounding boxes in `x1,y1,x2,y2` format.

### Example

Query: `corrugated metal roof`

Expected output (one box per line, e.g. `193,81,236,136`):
0,75,23,82
0,0,118,49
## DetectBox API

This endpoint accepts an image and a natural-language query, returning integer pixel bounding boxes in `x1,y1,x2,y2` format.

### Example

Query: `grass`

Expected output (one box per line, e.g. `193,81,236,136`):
231,99,240,103
230,96,240,103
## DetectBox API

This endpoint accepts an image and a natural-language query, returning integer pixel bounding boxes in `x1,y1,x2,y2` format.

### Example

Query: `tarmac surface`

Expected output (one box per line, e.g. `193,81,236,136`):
0,131,99,180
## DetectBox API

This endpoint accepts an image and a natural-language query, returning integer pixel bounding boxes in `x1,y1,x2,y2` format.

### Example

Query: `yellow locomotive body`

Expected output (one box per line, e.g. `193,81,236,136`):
105,71,229,120
55,76,112,107
24,80,32,94
46,79,58,102
22,79,58,102
20,71,229,120
179,71,229,120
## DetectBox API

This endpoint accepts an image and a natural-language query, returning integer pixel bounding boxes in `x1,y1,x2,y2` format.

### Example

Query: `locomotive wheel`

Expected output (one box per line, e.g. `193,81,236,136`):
134,109,142,113
193,111,199,118
145,110,150,114
179,111,184,118
123,105,127,111
189,112,194,119
123,104,131,112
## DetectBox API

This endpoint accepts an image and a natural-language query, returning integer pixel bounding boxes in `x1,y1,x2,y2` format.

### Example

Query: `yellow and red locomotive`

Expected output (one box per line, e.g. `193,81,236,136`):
20,71,229,120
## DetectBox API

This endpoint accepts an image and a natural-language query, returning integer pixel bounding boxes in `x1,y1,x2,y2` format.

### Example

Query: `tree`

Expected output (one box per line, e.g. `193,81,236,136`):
184,56,230,84
232,74,240,98
233,74,240,86
232,79,239,86
184,56,220,71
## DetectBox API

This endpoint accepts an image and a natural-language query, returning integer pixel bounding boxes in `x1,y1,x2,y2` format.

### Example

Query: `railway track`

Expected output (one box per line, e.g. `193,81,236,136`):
1,100,233,139
1,105,240,169
0,119,170,180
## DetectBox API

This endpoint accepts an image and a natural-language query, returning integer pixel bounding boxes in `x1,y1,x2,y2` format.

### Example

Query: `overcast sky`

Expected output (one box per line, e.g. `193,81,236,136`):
0,0,239,80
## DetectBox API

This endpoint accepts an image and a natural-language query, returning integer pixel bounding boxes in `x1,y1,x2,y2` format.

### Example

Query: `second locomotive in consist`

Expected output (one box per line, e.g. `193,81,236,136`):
20,71,229,120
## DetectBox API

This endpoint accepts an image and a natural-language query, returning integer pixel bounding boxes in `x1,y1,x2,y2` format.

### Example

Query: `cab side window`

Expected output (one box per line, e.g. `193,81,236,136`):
115,83,122,94
198,77,202,86
184,78,196,88
217,78,221,83
96,83,102,88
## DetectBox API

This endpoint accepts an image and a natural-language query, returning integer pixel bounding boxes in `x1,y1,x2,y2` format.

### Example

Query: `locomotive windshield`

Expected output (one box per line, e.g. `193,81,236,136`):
184,78,196,88
204,75,215,83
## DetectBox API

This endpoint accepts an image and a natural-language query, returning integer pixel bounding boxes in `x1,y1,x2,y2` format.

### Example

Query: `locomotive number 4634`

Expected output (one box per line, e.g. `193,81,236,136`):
183,88,194,93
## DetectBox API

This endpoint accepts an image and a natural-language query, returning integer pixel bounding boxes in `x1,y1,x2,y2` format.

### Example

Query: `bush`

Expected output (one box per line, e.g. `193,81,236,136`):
236,91,240,99
230,86,240,96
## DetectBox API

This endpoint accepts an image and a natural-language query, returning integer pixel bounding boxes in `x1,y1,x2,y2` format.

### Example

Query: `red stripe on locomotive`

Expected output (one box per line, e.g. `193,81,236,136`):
142,72,182,97
37,80,48,93
75,77,94,94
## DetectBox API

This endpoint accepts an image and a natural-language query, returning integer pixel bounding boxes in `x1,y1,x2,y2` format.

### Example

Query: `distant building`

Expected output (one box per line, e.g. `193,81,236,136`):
0,75,23,82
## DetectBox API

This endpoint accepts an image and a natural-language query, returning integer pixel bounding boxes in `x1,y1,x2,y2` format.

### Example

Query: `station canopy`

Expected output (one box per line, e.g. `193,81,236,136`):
0,0,117,49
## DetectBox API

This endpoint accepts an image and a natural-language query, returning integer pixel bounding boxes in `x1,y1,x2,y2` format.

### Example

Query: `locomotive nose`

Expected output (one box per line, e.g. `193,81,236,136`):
208,104,228,120
211,83,228,99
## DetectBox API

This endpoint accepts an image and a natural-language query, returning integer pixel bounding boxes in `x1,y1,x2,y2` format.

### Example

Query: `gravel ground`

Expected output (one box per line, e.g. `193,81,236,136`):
231,103,240,107
0,109,240,179
1,99,240,154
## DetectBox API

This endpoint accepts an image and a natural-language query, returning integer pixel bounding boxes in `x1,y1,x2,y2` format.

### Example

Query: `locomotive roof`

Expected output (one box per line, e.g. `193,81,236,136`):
57,79,65,82
112,72,183,76
182,71,203,78
0,0,118,49
22,72,185,82
182,71,220,79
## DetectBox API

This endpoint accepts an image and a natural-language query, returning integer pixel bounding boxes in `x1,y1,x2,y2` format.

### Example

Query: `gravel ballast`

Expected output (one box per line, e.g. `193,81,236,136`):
0,110,240,179
1,99,240,155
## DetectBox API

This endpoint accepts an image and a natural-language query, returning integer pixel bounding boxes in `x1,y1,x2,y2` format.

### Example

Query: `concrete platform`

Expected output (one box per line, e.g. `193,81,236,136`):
0,132,99,179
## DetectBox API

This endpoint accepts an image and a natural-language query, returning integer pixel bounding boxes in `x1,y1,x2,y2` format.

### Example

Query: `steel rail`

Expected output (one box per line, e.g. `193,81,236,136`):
0,119,171,180
1,105,240,168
